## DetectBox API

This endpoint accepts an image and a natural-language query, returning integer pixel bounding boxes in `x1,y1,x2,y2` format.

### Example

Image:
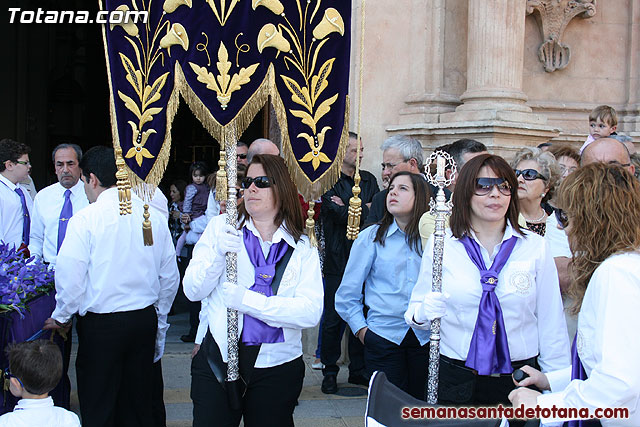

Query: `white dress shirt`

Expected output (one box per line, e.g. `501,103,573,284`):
544,212,571,259
406,222,570,372
51,187,179,361
0,396,80,427
28,180,89,265
537,252,640,426
0,173,33,250
183,214,323,368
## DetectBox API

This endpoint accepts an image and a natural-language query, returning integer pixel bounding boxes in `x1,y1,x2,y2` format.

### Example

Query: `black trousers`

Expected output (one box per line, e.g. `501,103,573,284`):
364,329,429,400
191,343,305,427
152,360,166,427
321,273,365,376
76,306,157,427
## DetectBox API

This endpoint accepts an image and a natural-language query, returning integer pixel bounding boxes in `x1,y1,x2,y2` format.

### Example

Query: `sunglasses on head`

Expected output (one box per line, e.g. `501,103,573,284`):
474,178,512,196
555,208,569,230
240,176,273,189
514,168,547,181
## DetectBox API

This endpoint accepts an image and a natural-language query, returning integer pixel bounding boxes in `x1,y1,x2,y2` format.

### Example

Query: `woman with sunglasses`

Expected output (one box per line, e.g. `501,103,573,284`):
183,154,323,427
509,163,640,426
335,172,431,399
405,154,569,407
510,147,561,236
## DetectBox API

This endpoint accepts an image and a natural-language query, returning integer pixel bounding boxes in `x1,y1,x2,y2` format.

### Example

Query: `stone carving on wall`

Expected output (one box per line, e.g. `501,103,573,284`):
526,0,597,72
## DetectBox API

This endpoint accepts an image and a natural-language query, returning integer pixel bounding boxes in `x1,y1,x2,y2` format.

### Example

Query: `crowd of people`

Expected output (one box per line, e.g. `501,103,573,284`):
0,102,638,426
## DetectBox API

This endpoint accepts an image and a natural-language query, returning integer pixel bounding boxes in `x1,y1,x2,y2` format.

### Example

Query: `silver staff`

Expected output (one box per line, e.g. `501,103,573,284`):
424,150,456,405
225,128,240,384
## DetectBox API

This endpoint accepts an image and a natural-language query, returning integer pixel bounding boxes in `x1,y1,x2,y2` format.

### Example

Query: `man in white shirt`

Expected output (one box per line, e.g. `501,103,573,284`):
29,143,89,266
0,138,33,253
43,146,180,427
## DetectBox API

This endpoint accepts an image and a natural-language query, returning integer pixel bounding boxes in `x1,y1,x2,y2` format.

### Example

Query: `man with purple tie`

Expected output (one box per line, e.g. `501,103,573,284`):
29,143,89,266
0,138,33,254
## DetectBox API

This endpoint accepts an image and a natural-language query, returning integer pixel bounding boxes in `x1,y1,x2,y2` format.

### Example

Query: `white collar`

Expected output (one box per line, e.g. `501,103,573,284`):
0,173,18,190
15,396,54,410
244,217,297,248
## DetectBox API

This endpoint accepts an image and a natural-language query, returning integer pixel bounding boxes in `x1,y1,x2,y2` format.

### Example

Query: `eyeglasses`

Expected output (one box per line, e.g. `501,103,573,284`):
381,160,408,170
15,160,31,166
3,368,25,390
241,176,273,189
237,154,247,159
608,160,632,168
474,178,512,196
514,168,547,181
555,209,569,230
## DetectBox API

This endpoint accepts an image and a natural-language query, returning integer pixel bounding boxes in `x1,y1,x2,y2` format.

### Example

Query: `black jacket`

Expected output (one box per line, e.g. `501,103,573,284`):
321,170,379,276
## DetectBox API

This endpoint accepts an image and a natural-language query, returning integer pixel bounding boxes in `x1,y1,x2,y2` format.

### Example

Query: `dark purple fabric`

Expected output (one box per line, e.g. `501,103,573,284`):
57,189,72,253
459,235,518,375
566,335,602,427
190,183,209,219
14,187,30,246
241,227,290,345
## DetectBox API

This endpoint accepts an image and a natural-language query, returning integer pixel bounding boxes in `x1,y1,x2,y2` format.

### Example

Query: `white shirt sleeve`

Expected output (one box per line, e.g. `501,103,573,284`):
28,194,45,260
194,299,209,345
405,235,434,330
154,229,180,362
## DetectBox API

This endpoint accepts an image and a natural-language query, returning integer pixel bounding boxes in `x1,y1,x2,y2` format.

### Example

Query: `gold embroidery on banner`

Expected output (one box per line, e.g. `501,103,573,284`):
207,0,241,26
234,33,250,68
189,40,259,110
196,32,212,66
163,0,192,14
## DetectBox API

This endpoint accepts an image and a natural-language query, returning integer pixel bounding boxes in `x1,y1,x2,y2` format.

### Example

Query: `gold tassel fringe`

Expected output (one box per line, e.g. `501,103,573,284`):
346,174,362,240
142,204,154,246
305,201,318,247
114,147,132,215
215,149,228,201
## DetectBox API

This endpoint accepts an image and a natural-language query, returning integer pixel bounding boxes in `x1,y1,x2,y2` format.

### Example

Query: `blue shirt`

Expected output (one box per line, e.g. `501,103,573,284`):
335,221,429,346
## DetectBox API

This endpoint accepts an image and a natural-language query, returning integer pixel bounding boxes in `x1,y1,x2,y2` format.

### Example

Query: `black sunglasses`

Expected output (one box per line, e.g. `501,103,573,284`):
514,168,547,181
474,178,512,196
237,153,247,159
555,208,569,230
241,176,273,189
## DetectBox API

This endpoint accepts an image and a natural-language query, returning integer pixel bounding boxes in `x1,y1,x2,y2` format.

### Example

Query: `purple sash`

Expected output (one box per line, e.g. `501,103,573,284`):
566,335,601,427
460,235,518,375
241,227,289,345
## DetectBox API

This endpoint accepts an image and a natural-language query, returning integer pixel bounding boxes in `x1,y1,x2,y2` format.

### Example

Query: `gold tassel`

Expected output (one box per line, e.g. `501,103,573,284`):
215,149,228,201
305,201,318,247
346,174,362,240
142,204,154,246
115,147,132,215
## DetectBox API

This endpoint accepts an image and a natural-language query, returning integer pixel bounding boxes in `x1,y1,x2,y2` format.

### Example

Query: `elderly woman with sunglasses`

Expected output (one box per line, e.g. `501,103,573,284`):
510,163,640,426
510,147,562,237
405,154,570,407
183,154,323,427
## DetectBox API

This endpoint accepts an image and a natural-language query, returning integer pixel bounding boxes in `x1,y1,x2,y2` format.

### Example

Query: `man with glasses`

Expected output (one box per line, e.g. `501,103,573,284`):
237,141,249,167
0,138,33,254
320,132,379,394
581,137,635,175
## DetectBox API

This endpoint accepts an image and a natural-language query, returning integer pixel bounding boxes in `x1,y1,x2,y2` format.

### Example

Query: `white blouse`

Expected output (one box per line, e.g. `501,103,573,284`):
538,252,640,426
183,214,323,368
405,222,570,373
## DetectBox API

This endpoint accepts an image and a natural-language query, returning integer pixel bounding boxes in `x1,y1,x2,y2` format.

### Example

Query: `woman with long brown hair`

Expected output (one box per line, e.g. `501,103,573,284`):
405,154,569,406
183,154,323,427
510,162,640,426
335,171,432,399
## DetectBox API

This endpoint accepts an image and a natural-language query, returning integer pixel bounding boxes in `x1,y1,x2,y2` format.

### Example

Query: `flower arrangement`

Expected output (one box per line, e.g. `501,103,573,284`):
0,243,55,315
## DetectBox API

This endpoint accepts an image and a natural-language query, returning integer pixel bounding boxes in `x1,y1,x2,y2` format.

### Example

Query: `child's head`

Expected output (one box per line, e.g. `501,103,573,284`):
6,340,62,398
589,105,617,139
190,161,209,185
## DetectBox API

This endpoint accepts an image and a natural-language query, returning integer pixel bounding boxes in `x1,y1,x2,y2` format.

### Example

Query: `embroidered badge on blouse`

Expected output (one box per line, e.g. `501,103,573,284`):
510,271,532,295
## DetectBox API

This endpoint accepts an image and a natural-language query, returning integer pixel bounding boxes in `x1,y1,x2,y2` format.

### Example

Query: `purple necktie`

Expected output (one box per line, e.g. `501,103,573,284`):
459,235,518,375
566,335,601,427
240,227,290,345
14,187,30,246
57,189,73,253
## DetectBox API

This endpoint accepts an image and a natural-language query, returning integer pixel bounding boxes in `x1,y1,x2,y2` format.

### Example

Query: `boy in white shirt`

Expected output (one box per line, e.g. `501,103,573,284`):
0,340,80,427
579,104,618,153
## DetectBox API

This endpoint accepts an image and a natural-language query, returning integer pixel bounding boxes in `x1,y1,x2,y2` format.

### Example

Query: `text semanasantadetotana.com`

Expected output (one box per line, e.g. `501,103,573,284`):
401,404,630,420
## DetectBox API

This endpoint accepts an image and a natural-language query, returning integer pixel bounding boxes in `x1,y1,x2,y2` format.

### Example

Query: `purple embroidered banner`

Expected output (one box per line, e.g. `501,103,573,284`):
102,0,351,200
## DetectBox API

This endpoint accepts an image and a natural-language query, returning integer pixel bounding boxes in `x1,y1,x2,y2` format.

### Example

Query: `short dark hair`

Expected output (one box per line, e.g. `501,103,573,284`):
6,340,62,395
348,131,359,140
237,141,248,149
547,143,580,165
52,143,82,163
0,139,31,172
171,179,188,201
238,154,304,241
450,154,522,238
79,146,117,188
374,171,432,254
190,161,208,177
447,139,487,169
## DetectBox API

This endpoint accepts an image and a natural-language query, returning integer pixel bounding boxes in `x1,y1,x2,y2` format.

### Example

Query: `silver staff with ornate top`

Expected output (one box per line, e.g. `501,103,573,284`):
224,127,240,386
424,150,456,405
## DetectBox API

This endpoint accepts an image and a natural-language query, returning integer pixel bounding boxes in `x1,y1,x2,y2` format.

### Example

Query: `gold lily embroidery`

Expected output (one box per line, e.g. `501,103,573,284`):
163,0,192,14
111,1,176,167
258,2,345,170
206,0,240,26
189,40,259,110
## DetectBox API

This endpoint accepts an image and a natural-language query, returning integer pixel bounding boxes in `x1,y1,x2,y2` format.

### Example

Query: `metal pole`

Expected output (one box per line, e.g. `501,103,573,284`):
225,126,239,383
424,151,456,404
